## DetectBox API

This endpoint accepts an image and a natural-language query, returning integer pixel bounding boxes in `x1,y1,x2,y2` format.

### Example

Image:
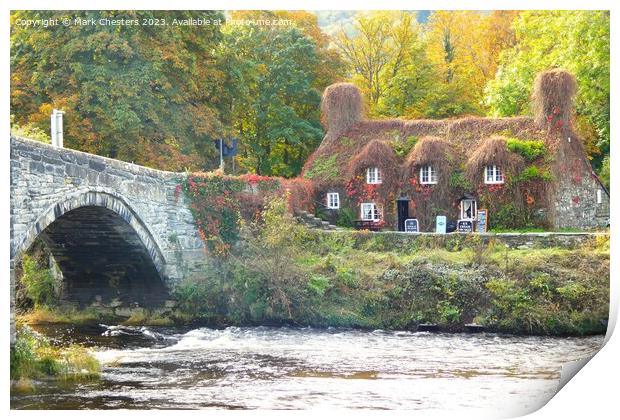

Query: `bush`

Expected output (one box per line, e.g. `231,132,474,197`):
515,165,553,182
506,138,546,161
20,255,57,309
308,275,331,296
173,274,227,321
10,326,39,380
336,207,357,228
10,325,100,382
490,203,522,230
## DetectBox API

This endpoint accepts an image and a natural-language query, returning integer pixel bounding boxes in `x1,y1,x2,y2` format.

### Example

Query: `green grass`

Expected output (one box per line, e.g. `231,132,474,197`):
18,306,104,325
10,325,100,385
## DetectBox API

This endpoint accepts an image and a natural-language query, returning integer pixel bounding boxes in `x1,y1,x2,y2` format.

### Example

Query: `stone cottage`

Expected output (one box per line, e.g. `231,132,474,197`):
302,69,609,232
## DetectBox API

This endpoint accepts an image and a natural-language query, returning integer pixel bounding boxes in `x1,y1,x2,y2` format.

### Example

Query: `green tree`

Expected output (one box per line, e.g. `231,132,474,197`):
484,11,610,178
222,23,323,176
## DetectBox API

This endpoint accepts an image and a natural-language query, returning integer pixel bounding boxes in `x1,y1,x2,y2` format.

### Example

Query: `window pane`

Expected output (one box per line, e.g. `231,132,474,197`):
328,193,339,208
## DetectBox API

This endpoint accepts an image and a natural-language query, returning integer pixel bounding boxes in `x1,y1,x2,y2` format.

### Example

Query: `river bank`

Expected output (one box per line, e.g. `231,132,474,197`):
15,197,610,337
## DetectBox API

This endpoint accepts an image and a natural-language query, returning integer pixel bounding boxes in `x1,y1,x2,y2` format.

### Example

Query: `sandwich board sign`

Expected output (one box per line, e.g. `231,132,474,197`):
457,219,473,233
404,218,419,233
476,209,488,233
436,215,447,234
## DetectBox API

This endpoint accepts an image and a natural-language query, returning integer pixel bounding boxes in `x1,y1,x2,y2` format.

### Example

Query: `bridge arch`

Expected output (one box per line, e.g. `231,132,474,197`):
12,188,170,306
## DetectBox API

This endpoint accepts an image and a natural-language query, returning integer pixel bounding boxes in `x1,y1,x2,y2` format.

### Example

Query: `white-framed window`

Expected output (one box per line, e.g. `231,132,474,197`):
366,167,382,184
419,165,437,185
361,202,380,221
460,199,477,220
597,189,603,204
327,192,340,209
484,165,504,184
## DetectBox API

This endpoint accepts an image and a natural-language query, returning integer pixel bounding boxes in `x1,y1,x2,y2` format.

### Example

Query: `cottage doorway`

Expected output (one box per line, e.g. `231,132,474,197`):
460,196,477,220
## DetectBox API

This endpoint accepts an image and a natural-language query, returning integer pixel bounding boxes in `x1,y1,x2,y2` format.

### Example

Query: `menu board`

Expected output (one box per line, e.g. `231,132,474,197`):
457,219,473,233
404,218,419,233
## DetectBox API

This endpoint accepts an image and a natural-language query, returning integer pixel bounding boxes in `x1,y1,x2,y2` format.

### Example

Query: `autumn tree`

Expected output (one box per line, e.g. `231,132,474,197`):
337,11,520,119
484,11,610,185
11,10,226,171
334,11,423,114
419,10,518,117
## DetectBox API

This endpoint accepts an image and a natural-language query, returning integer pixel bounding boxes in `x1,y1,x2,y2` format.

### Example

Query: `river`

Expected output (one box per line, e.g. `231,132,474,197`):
10,325,603,413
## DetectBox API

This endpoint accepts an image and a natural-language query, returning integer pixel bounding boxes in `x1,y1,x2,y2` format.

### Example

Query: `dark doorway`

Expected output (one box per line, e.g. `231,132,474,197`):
396,196,410,232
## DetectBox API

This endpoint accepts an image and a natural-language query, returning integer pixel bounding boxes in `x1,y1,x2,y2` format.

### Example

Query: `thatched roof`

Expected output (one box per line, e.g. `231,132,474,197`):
466,136,524,181
303,114,548,184
347,139,399,179
402,136,453,181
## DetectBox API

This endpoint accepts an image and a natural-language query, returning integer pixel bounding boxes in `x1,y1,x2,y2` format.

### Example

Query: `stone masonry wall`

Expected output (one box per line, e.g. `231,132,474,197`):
10,136,207,285
550,136,610,229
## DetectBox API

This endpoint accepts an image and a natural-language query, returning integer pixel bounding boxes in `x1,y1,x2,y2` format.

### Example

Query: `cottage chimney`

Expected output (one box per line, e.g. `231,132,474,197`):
320,83,363,137
532,69,576,132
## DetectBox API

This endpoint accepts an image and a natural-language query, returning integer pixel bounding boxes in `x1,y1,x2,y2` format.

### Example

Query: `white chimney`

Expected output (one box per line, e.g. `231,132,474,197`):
51,109,65,148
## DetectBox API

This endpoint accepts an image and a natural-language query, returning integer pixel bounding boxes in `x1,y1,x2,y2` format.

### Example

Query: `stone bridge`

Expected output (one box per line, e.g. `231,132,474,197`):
10,136,207,338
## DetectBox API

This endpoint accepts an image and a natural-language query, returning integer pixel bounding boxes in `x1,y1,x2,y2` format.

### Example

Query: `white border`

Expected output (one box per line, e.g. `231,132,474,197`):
3,2,617,419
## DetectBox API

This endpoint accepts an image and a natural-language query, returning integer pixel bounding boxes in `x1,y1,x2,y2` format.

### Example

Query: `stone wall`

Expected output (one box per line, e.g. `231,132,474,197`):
549,135,610,229
316,230,606,250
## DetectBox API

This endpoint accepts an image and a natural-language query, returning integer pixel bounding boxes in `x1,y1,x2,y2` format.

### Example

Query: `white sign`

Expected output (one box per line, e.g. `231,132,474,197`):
436,216,447,234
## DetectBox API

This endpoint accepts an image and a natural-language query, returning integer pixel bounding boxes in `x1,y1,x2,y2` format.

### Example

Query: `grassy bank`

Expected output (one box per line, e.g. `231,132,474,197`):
10,324,100,389
15,197,609,336
170,197,609,335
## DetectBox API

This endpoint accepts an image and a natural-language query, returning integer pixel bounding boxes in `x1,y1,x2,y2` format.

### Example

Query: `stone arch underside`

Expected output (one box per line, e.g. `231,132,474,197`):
14,190,170,307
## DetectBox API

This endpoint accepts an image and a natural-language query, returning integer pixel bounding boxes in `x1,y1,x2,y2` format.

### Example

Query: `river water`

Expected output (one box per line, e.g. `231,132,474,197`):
11,325,603,413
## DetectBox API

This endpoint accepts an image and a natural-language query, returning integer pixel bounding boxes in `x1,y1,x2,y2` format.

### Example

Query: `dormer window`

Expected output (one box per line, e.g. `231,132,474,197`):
327,192,340,209
366,167,382,184
485,165,504,184
420,165,437,185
